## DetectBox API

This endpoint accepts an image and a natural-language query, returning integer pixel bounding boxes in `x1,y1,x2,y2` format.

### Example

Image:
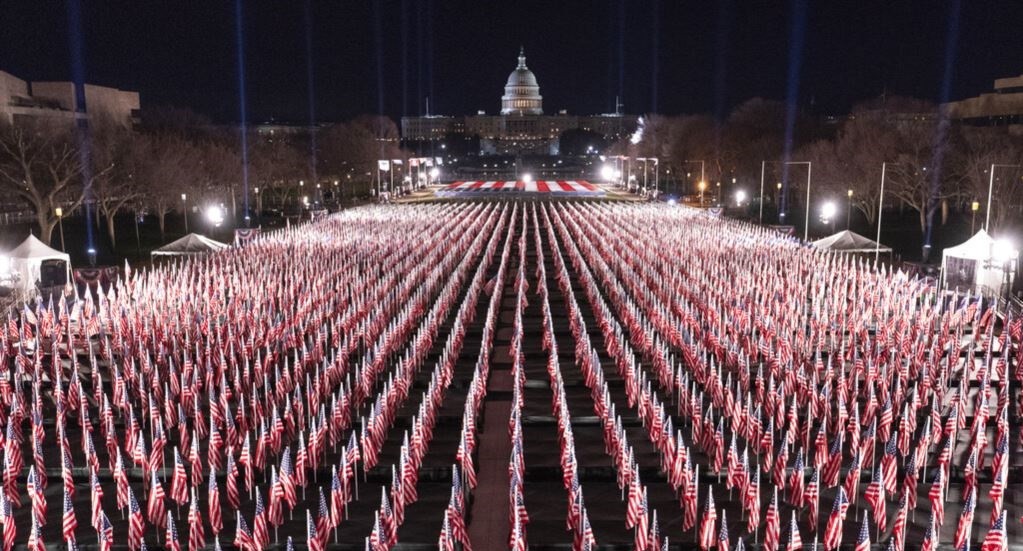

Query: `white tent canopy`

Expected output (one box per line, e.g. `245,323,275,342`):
6,234,71,295
151,233,230,257
941,229,1016,295
810,230,892,254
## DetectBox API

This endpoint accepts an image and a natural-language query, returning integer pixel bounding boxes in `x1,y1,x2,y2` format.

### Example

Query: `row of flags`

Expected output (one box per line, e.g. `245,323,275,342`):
0,198,1017,550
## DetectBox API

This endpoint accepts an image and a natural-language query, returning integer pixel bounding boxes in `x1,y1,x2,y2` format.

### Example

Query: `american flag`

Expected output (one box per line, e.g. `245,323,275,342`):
170,447,189,505
929,468,945,528
864,466,886,531
316,487,331,549
855,513,871,551
307,510,324,551
26,512,43,551
717,509,729,551
165,511,181,551
1,492,14,551
955,486,976,551
699,486,717,550
880,433,898,493
234,514,254,551
27,466,46,525
786,510,802,551
128,486,145,551
90,470,104,529
189,490,206,551
891,494,908,551
823,486,849,551
62,487,78,543
919,512,938,551
981,510,1007,551
989,460,1006,526
764,486,780,551
98,511,114,551
788,450,804,508
252,488,269,549
804,467,820,528
147,470,167,529
208,468,223,535
745,470,760,534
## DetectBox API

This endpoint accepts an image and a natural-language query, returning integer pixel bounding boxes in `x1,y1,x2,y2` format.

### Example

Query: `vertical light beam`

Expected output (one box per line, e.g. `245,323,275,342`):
780,0,807,218
234,0,251,222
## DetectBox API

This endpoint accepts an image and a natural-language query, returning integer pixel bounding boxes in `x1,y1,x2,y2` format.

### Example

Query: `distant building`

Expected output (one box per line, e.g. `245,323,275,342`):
401,49,637,156
0,69,140,127
943,72,1023,134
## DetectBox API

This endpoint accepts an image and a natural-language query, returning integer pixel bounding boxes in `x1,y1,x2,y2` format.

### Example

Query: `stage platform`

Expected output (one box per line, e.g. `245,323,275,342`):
436,180,605,197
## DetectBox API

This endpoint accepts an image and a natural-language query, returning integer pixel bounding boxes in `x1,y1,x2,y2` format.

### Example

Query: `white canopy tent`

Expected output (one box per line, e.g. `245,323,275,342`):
6,234,71,296
941,229,1016,295
810,230,892,254
151,233,230,257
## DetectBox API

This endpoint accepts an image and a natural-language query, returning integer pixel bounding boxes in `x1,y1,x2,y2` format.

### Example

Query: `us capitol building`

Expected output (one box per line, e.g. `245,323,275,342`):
402,48,637,155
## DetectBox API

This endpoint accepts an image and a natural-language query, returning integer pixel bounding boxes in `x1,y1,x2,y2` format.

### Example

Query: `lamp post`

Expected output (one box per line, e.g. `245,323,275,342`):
875,162,890,265
698,181,707,206
821,201,837,234
776,182,782,214
986,163,1021,231
846,189,853,230
784,161,812,241
971,201,980,234
54,207,66,252
759,161,767,224
181,193,188,233
684,160,705,197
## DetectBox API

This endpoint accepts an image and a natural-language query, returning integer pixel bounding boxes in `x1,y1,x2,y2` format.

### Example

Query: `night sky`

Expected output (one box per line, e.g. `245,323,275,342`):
3,0,1022,123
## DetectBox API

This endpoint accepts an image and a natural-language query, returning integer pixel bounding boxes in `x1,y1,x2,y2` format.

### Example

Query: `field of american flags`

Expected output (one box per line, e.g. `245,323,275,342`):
0,200,1019,550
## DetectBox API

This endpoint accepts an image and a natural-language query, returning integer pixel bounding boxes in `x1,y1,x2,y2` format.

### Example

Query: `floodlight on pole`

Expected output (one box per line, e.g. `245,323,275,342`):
54,207,66,252
821,201,837,221
601,165,615,181
181,193,189,233
206,205,225,227
735,190,747,206
986,164,1021,231
784,161,812,241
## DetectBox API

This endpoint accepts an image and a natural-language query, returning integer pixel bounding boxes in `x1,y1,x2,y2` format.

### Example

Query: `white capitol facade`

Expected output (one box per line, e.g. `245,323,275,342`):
402,49,636,155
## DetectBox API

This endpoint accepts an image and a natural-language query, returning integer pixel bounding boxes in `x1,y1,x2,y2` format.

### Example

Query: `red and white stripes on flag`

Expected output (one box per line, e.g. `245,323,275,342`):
440,180,602,194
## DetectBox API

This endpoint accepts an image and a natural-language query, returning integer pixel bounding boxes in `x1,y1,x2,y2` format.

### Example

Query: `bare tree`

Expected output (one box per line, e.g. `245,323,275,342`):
0,120,111,244
133,133,202,239
91,121,139,248
886,119,960,237
951,126,1023,234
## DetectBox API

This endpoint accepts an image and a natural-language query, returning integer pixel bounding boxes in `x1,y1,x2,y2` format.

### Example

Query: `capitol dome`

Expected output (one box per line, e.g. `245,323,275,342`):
501,47,543,115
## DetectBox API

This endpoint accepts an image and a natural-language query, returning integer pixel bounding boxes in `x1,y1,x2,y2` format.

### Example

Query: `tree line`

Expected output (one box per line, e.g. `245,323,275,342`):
614,95,1023,248
0,108,405,246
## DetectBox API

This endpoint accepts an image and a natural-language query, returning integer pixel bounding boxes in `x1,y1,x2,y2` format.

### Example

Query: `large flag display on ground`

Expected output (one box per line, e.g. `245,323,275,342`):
0,200,1017,548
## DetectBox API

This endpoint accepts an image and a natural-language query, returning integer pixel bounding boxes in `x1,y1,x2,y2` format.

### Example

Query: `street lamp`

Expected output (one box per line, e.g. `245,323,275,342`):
971,201,980,234
684,160,706,198
181,193,188,233
987,238,1018,299
784,161,812,241
821,201,837,234
601,165,615,181
735,190,747,207
698,181,707,206
523,173,533,184
986,164,1021,231
206,205,225,228
874,162,900,264
846,189,853,230
54,207,66,252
